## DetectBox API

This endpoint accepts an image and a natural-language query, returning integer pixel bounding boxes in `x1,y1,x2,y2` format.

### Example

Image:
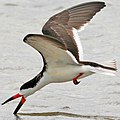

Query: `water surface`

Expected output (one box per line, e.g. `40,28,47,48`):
0,0,120,120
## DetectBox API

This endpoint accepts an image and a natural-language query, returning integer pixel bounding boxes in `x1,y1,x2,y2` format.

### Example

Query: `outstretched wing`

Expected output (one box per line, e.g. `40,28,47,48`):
42,2,106,62
23,34,78,67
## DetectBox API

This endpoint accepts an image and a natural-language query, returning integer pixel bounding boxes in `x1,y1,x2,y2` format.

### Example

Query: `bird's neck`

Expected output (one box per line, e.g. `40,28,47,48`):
20,53,47,97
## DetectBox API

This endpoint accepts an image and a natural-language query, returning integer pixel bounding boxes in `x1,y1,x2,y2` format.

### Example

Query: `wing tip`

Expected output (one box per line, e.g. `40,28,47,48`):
72,1,106,10
23,34,36,43
86,1,106,7
97,1,106,9
87,1,106,11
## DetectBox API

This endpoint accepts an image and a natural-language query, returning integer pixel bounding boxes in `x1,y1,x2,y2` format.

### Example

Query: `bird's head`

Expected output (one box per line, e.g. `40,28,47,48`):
1,80,37,114
1,71,44,114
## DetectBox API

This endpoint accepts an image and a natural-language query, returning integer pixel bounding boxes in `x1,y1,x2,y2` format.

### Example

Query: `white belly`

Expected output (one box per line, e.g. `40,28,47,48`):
44,64,93,83
23,65,93,97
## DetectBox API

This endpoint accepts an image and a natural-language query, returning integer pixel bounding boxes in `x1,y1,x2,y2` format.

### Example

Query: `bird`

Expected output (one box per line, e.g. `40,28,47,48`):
2,1,117,115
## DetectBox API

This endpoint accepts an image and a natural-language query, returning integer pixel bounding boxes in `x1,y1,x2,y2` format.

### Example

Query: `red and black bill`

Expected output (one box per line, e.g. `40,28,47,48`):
1,93,26,114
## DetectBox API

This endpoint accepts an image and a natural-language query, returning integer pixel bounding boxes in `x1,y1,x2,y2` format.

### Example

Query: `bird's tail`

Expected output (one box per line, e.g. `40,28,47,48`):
80,60,117,76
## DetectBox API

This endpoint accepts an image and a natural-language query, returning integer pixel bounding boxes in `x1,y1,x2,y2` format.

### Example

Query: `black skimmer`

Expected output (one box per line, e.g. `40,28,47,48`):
2,1,117,114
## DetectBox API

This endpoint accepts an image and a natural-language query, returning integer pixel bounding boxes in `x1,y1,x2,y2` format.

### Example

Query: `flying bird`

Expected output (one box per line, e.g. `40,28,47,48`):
2,1,117,114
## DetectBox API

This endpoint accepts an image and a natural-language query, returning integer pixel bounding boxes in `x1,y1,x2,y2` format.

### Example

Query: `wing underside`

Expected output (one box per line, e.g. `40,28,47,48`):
23,34,77,66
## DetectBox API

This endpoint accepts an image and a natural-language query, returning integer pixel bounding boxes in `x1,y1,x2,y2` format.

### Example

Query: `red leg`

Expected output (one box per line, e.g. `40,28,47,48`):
73,73,84,85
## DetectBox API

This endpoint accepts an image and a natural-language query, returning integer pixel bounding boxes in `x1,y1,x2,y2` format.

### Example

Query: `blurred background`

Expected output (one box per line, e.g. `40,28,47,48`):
0,0,120,120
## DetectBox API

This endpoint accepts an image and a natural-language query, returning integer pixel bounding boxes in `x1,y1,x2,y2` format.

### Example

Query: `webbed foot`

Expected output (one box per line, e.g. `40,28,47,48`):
72,73,84,85
73,79,80,85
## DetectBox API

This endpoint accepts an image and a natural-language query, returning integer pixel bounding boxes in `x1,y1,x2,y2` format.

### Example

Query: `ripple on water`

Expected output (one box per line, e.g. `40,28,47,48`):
4,3,18,6
18,112,120,119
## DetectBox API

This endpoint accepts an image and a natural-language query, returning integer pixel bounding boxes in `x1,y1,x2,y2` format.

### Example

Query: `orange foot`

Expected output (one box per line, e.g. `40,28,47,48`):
72,73,84,85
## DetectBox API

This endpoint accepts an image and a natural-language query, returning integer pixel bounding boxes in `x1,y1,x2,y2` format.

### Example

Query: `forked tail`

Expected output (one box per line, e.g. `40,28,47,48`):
80,60,117,76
